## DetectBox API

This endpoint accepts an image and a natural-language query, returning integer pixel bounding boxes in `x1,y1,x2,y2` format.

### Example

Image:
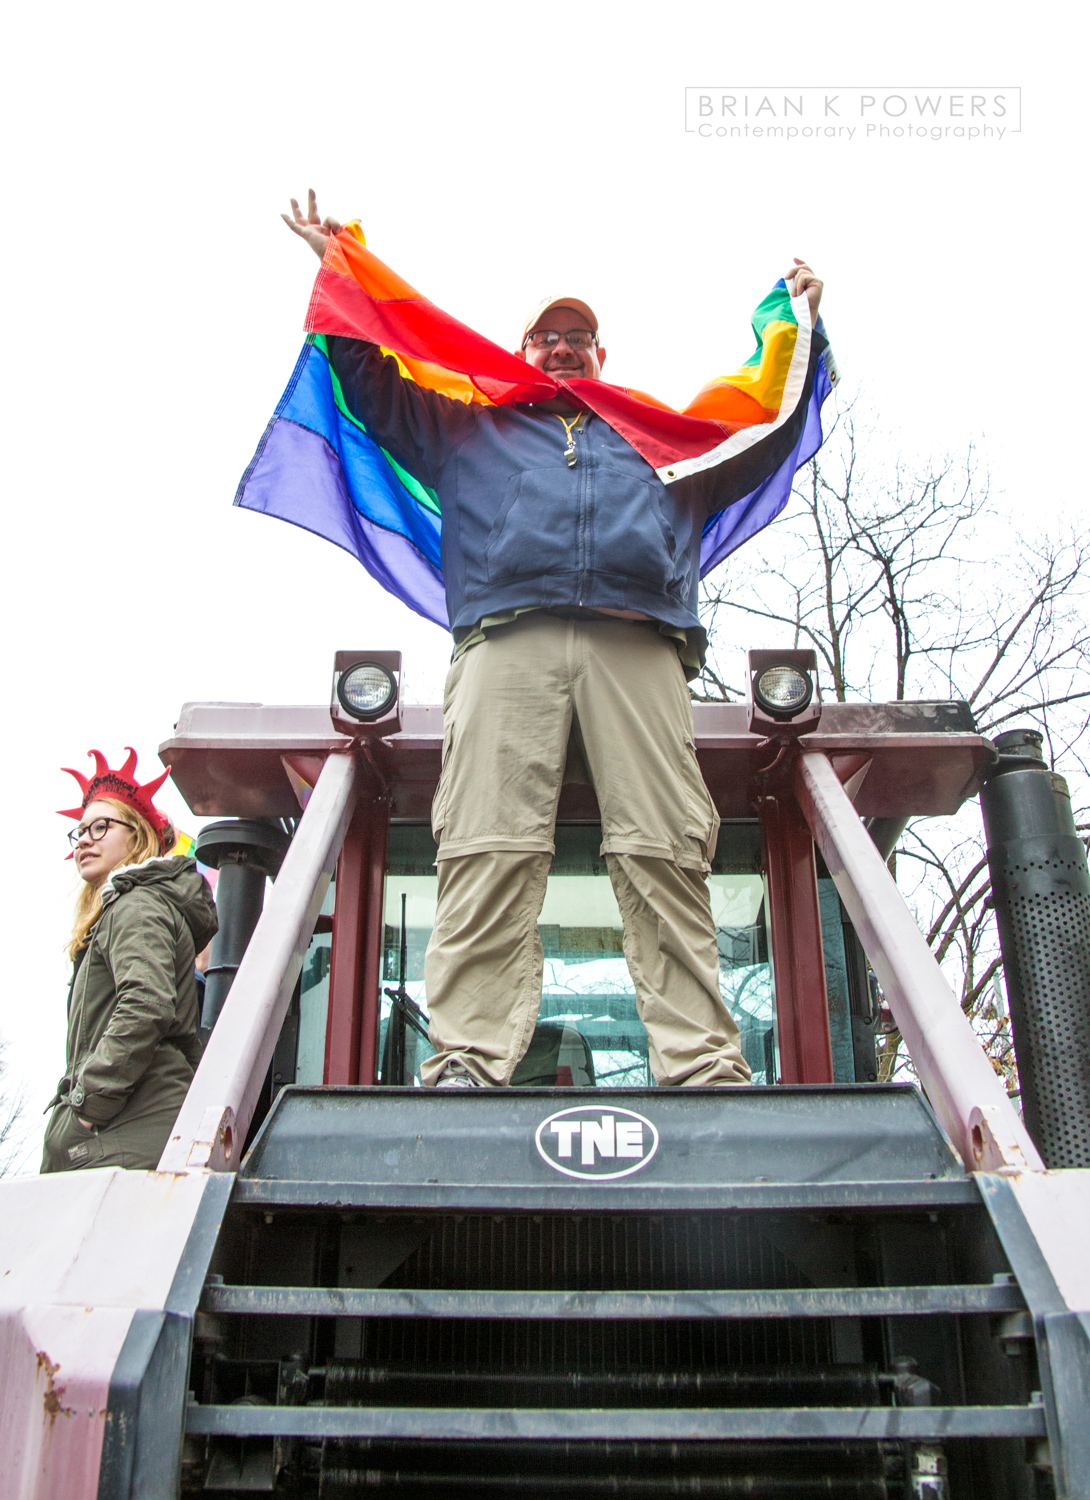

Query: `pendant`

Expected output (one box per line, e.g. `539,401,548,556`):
565,444,577,468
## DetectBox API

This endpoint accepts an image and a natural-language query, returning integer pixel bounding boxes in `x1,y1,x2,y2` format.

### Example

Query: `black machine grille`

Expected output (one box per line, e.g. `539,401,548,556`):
1002,856,1090,1167
331,1212,839,1376
316,1439,901,1497
323,1358,880,1409
384,1212,816,1293
205,1211,954,1494
326,1325,845,1395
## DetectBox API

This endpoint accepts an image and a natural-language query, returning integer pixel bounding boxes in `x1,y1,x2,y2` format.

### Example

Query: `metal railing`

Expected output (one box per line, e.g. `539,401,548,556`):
796,751,1043,1174
158,751,360,1173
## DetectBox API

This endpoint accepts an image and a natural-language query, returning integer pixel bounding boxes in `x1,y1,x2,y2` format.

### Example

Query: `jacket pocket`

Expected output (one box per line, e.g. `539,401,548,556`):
590,466,678,593
44,1107,106,1171
485,470,579,583
66,1119,105,1167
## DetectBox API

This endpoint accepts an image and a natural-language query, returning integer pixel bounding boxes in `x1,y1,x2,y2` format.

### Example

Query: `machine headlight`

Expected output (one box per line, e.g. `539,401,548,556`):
754,663,814,718
337,662,398,721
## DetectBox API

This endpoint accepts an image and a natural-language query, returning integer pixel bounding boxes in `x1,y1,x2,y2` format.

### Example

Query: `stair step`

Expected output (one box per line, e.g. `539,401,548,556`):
231,1178,981,1210
202,1282,1024,1320
238,1085,968,1210
184,1402,1046,1441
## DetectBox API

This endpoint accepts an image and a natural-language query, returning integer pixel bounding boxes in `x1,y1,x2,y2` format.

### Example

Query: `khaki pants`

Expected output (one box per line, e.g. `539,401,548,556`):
420,614,750,1087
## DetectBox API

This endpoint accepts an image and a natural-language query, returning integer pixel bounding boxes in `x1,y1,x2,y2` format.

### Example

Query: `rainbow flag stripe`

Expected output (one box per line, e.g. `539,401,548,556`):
172,829,197,858
237,226,835,627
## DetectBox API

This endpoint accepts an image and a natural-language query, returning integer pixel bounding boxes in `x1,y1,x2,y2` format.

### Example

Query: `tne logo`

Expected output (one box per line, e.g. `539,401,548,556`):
535,1106,660,1181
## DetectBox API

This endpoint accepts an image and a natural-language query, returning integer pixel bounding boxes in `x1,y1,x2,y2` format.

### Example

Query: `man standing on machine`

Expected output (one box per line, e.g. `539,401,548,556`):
282,191,825,1089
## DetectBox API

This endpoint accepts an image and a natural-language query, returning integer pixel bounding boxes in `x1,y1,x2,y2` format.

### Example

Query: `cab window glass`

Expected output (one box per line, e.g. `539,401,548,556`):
379,823,777,1086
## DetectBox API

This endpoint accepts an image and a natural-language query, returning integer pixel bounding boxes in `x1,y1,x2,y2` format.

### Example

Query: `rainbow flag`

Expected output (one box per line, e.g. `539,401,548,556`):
237,226,836,628
172,828,220,891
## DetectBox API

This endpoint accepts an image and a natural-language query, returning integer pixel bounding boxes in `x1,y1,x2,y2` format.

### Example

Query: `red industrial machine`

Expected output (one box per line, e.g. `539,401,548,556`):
2,651,1088,1499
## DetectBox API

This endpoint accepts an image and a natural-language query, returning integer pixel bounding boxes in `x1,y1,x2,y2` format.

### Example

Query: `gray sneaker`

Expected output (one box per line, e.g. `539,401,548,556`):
435,1062,483,1089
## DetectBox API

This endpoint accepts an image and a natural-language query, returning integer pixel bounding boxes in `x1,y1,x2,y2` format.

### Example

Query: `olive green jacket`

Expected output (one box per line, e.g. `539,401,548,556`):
47,855,218,1138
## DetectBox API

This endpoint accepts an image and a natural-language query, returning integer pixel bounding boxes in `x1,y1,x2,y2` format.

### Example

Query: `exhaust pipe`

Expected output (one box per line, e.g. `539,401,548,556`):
980,729,1090,1167
195,820,290,1035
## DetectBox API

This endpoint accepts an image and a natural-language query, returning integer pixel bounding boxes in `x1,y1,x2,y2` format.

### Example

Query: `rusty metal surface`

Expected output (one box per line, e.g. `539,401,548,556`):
161,701,994,821
0,1168,223,1500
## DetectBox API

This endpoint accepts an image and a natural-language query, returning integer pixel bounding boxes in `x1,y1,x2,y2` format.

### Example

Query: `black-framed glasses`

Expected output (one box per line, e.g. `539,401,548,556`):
67,816,135,848
522,329,598,351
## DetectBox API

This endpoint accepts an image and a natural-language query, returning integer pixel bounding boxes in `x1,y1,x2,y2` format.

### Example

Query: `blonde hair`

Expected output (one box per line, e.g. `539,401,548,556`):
67,797,176,961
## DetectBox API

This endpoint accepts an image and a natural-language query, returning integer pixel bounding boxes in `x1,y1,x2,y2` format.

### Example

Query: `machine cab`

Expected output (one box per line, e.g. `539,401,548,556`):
164,651,988,1113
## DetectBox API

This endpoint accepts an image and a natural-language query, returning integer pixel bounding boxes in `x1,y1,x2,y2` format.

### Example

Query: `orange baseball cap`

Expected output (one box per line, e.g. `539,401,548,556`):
520,295,599,344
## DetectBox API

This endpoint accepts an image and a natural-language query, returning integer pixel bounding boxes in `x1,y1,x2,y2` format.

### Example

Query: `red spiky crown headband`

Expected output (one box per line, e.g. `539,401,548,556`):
58,748,173,853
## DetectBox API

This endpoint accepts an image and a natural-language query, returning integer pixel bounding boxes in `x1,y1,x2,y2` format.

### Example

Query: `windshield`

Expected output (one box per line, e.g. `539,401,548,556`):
378,823,777,1087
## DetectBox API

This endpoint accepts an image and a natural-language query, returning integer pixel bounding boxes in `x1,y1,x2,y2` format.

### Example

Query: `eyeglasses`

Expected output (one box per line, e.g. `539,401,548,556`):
68,816,135,848
522,329,599,351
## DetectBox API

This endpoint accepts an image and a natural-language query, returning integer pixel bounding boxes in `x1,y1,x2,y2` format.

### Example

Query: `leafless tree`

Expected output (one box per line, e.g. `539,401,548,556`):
0,1035,28,1177
697,404,1090,1089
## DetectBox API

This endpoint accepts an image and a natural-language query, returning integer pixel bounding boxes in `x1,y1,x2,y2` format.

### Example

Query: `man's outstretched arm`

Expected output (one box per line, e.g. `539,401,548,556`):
693,260,828,521
281,190,476,487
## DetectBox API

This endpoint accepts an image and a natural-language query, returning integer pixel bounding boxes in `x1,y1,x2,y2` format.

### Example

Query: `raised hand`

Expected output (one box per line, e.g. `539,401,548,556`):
282,189,343,260
786,258,823,323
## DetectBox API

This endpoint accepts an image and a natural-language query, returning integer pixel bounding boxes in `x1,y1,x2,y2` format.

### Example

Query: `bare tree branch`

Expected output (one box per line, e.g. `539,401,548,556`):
0,1036,28,1178
697,397,1089,1094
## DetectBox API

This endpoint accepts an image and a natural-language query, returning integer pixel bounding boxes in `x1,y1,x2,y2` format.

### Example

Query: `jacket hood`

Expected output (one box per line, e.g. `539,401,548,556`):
102,855,219,950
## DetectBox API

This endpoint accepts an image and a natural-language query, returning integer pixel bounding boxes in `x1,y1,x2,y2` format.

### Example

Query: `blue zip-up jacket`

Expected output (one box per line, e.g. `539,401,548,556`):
328,337,816,658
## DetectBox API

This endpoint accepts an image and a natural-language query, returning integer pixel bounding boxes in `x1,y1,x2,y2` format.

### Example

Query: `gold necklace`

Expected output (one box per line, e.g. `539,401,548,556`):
556,412,584,468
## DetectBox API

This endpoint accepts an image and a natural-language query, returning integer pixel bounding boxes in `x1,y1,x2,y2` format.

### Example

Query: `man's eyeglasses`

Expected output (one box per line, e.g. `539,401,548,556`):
522,329,599,351
68,816,135,848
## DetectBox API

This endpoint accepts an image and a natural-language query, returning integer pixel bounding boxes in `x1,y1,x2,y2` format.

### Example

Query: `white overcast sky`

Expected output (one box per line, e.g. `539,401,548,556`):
1,1,1084,1165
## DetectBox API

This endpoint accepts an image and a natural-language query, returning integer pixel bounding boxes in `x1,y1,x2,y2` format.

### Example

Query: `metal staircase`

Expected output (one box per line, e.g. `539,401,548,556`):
183,1084,1050,1496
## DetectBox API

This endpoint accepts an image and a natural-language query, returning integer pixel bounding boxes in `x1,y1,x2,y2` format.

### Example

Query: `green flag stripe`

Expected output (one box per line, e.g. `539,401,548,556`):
310,334,442,517
740,284,798,368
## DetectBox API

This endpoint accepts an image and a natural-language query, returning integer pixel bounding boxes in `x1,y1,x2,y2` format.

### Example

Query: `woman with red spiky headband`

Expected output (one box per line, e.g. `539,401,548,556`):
41,749,218,1173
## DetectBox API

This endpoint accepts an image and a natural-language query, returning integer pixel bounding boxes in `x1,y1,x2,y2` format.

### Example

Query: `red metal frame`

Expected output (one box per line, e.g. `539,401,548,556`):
357,803,390,1085
324,790,367,1084
324,784,390,1086
758,790,835,1085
